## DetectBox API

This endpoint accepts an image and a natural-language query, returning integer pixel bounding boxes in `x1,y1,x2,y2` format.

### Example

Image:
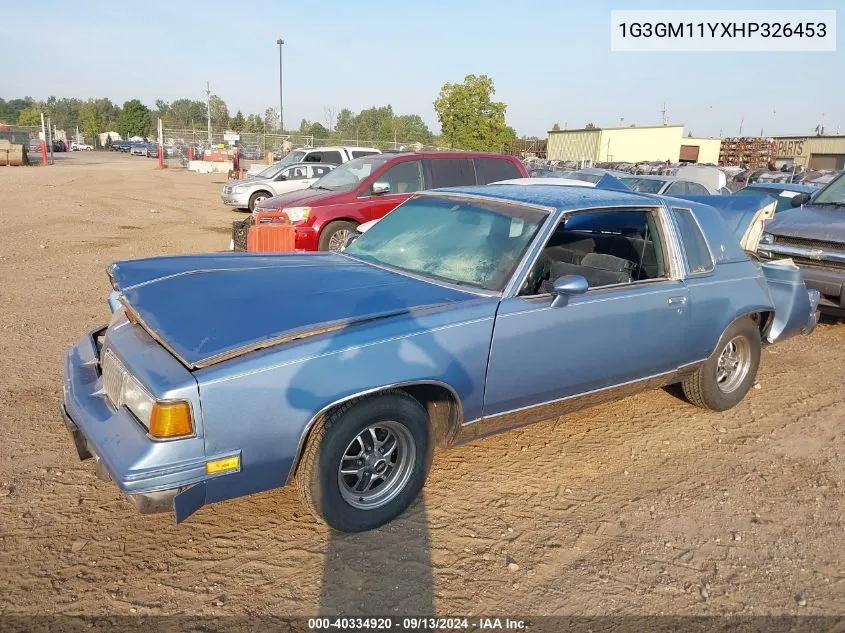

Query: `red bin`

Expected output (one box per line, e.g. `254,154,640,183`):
247,211,296,253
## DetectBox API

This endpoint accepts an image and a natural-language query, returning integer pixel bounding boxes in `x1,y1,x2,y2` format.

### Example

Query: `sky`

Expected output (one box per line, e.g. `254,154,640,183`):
1,0,841,138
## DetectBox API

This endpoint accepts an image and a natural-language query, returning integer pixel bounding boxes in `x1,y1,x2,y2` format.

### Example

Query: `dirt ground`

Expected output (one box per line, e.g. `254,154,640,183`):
0,153,842,618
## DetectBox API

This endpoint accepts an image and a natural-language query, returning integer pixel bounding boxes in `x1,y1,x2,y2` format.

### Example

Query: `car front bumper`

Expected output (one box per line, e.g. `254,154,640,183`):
61,327,209,521
221,190,250,207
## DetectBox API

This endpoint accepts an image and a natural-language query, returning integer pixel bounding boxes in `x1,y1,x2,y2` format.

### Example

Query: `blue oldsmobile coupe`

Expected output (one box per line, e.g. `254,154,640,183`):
62,185,820,531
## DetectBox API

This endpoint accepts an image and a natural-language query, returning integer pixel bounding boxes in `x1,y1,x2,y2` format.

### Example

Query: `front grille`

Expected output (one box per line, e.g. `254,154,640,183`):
773,235,845,253
101,350,127,408
790,257,845,271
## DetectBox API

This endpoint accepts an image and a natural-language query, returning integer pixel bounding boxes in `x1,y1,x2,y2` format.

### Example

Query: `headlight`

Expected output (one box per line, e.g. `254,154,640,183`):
120,373,155,426
282,206,311,222
232,184,247,192
759,232,774,245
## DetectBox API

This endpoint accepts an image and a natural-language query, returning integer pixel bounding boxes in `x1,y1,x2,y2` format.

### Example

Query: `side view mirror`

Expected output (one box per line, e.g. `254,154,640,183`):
372,181,390,195
551,275,589,308
791,193,810,207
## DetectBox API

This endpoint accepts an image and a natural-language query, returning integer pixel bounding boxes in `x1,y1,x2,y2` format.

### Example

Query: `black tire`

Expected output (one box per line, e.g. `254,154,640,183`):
248,191,272,213
295,392,432,532
318,220,358,252
682,317,761,411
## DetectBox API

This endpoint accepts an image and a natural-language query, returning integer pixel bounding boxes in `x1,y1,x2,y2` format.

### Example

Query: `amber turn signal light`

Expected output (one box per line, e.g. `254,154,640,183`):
149,401,193,439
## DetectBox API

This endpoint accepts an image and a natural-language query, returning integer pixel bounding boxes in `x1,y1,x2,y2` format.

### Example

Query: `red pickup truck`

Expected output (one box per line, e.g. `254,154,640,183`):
246,151,527,251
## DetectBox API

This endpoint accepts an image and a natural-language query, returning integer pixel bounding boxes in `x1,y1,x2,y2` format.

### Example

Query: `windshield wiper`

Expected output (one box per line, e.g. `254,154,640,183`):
812,201,845,208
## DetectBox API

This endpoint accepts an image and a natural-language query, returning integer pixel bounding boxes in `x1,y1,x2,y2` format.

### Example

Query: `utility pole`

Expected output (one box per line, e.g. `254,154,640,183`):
660,102,668,126
205,81,212,145
738,115,744,136
276,38,285,133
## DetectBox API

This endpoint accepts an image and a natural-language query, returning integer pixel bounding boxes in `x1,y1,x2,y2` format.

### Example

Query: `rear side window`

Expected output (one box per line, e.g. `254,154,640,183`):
352,150,379,158
673,208,714,274
305,150,343,164
429,158,476,188
686,182,709,195
474,158,522,184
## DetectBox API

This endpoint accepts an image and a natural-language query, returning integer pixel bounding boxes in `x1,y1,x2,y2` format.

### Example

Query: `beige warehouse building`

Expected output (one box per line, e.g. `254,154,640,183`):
772,135,845,170
547,125,720,164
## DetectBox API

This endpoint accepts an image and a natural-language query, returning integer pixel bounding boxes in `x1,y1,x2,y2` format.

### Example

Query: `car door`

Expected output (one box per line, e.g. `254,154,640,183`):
481,207,690,425
270,165,309,195
664,181,690,196
356,159,425,222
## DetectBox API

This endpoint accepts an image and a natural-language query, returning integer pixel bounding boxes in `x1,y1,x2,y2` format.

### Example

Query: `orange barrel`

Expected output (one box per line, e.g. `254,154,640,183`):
247,211,296,252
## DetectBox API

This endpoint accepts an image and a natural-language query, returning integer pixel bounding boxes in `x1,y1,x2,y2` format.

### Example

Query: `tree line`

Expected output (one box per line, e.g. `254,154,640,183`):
0,75,518,151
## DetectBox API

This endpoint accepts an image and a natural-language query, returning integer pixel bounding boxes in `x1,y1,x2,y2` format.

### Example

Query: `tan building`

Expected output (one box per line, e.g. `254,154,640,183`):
547,125,720,164
679,137,721,164
773,135,845,170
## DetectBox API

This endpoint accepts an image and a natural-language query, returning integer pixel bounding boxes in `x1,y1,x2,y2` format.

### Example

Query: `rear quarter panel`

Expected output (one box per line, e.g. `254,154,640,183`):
192,300,497,503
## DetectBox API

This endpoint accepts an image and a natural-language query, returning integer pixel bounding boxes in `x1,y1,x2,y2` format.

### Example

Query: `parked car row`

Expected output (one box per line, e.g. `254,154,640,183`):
231,150,526,251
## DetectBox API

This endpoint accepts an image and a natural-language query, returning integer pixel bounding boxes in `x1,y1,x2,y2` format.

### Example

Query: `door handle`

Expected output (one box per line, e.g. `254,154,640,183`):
668,296,688,306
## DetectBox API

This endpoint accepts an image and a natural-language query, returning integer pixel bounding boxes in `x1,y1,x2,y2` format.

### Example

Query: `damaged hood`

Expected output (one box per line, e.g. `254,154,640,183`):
109,253,475,368
764,204,845,242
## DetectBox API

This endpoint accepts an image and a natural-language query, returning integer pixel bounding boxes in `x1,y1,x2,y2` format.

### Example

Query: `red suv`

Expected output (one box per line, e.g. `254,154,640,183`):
251,152,527,251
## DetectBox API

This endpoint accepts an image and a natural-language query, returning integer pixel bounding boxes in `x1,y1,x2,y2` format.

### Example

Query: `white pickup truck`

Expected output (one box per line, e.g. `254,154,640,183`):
245,146,381,176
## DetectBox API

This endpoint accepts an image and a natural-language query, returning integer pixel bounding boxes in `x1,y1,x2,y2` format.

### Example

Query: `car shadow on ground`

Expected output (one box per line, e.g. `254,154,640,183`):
317,493,434,615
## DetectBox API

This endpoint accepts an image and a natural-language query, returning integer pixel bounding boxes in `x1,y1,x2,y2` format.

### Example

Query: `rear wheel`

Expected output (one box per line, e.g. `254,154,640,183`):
682,317,761,411
318,220,358,252
248,191,271,212
295,392,432,532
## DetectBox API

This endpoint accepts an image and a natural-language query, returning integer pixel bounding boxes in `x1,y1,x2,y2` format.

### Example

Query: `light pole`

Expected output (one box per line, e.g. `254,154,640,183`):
276,38,284,134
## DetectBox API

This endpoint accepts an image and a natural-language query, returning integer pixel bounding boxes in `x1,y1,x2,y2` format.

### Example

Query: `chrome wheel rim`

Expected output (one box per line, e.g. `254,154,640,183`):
338,421,416,510
328,229,352,251
252,194,267,206
716,336,751,393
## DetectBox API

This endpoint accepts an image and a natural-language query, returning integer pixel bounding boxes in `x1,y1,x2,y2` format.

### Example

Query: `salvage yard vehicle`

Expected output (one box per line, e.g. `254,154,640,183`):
62,185,819,532
245,146,381,176
246,152,527,251
221,162,336,212
733,182,819,214
757,170,845,316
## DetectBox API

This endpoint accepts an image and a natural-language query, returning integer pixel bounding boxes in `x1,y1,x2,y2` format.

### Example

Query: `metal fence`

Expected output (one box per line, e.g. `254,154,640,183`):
160,128,448,167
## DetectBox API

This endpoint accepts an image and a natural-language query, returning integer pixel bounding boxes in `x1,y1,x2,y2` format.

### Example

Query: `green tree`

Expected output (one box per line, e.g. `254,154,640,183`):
551,123,561,131
395,114,433,143
584,122,597,130
433,74,515,151
230,110,245,131
166,99,207,129
264,107,279,131
0,97,35,124
117,99,151,137
17,107,41,126
245,113,263,133
209,95,229,131
306,122,330,138
335,108,356,137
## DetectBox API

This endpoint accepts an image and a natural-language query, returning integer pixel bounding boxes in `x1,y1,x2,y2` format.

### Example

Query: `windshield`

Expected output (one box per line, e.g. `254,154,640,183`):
311,155,390,192
273,150,306,168
620,177,666,193
813,172,845,205
344,196,547,291
256,162,287,179
568,172,602,184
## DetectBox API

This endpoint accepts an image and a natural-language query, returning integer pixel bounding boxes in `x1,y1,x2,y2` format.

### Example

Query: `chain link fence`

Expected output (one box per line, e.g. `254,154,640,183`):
160,128,450,168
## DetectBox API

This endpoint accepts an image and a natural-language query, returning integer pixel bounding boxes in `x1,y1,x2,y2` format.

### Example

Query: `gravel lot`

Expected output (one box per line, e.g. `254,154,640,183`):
0,153,843,617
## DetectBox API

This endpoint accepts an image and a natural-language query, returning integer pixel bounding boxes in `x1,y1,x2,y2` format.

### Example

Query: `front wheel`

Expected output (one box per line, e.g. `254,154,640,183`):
682,317,761,411
295,392,432,532
248,191,271,212
318,220,358,252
